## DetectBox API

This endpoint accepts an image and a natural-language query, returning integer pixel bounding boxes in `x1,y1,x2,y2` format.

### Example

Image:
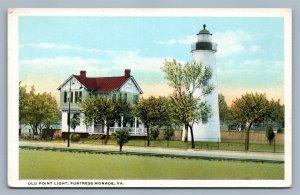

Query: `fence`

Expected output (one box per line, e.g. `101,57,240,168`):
126,129,284,153
20,128,284,153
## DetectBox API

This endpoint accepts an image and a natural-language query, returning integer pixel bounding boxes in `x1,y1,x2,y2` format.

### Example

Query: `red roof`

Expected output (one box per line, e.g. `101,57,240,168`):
74,75,129,93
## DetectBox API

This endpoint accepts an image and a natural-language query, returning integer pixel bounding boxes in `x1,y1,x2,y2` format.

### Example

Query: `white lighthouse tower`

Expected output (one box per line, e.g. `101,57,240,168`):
188,24,221,142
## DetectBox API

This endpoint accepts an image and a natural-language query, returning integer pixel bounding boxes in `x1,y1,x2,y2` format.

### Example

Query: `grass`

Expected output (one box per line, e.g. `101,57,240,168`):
20,149,284,180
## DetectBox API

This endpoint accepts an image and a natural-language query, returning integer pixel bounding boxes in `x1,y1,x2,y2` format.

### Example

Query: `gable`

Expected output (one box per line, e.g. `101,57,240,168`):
58,76,85,91
119,78,141,94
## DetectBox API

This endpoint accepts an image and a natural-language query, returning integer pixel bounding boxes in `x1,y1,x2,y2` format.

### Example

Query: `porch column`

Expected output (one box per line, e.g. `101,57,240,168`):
121,116,124,128
134,117,137,134
104,119,107,133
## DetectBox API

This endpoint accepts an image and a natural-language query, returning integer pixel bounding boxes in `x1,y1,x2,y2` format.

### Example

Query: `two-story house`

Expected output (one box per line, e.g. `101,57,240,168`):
57,69,145,135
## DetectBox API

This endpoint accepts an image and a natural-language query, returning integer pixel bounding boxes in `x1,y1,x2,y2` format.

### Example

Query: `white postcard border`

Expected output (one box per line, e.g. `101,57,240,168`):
7,8,292,188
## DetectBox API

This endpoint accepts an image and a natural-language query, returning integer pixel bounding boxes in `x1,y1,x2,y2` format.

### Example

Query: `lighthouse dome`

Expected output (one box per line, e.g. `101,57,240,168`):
196,24,212,42
197,24,212,35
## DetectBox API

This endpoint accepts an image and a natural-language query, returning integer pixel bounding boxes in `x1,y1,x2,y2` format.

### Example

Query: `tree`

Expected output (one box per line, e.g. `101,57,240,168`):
218,94,229,124
21,86,59,135
162,59,213,148
111,129,130,152
164,127,174,147
70,112,80,132
81,96,132,144
268,99,284,132
19,82,29,134
134,96,171,146
266,125,275,145
229,92,271,150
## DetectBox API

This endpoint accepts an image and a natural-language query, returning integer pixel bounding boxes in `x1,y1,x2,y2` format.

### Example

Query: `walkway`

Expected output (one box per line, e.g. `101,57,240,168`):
19,141,284,163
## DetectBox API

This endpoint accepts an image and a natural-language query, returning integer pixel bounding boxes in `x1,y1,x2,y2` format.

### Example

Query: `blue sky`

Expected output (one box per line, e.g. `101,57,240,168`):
19,16,284,104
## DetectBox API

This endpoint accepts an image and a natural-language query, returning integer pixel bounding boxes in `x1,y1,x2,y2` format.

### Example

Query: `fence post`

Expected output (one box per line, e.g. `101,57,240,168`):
218,138,220,149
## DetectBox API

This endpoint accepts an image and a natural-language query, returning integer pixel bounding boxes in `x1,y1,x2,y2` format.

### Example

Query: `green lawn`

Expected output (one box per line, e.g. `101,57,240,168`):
20,149,284,180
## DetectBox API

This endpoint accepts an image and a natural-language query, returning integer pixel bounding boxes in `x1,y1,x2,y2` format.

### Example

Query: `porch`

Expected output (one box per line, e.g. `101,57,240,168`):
109,127,147,136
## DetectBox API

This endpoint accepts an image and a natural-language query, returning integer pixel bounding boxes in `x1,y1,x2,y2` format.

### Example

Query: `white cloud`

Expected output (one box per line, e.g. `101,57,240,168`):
157,30,257,58
26,42,82,50
20,57,101,67
157,39,177,45
249,45,260,52
157,35,196,45
217,59,284,76
213,30,253,57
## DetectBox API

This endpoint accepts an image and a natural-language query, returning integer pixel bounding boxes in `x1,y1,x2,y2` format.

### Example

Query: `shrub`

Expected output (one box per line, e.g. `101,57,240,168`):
70,133,81,142
111,129,130,152
150,128,160,140
266,125,275,145
164,128,174,141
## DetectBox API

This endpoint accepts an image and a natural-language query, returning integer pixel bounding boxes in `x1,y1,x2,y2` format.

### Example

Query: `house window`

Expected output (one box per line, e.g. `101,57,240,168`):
64,91,67,103
124,93,127,102
119,93,122,101
112,94,116,101
78,91,82,102
133,95,138,104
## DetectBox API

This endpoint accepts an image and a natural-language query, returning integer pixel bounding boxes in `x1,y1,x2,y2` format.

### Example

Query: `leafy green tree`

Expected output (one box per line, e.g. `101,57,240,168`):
162,59,213,148
266,125,275,145
150,128,160,140
134,96,171,146
164,127,174,147
19,82,29,133
81,96,132,144
229,92,271,150
218,94,229,124
70,112,80,132
268,99,284,132
21,86,59,135
111,129,130,152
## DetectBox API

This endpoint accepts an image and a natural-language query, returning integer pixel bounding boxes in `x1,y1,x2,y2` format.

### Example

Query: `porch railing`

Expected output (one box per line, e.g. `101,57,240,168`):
109,127,147,135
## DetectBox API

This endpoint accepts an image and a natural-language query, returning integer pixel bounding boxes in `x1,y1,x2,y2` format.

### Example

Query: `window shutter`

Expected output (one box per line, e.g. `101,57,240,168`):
79,91,82,102
71,92,74,103
75,91,78,103
64,92,67,103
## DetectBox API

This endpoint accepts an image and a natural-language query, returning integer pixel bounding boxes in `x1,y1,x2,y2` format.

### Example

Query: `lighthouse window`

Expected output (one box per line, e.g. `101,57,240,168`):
202,79,209,87
202,114,208,124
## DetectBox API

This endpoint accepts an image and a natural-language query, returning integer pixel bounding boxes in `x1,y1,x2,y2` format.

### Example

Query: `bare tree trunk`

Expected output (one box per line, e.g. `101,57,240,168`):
245,122,252,151
34,124,38,135
119,144,123,152
183,124,188,142
188,124,195,149
104,123,110,145
146,125,150,146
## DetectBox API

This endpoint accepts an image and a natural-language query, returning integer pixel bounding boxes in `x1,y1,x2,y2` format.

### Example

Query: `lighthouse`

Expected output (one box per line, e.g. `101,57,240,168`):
188,24,221,142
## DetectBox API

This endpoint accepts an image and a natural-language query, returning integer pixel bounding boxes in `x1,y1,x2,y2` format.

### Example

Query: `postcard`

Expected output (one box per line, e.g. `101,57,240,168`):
7,8,292,188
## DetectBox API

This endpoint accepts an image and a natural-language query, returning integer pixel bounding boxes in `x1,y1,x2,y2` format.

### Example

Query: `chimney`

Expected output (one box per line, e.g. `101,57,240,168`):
80,70,86,77
124,69,131,77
